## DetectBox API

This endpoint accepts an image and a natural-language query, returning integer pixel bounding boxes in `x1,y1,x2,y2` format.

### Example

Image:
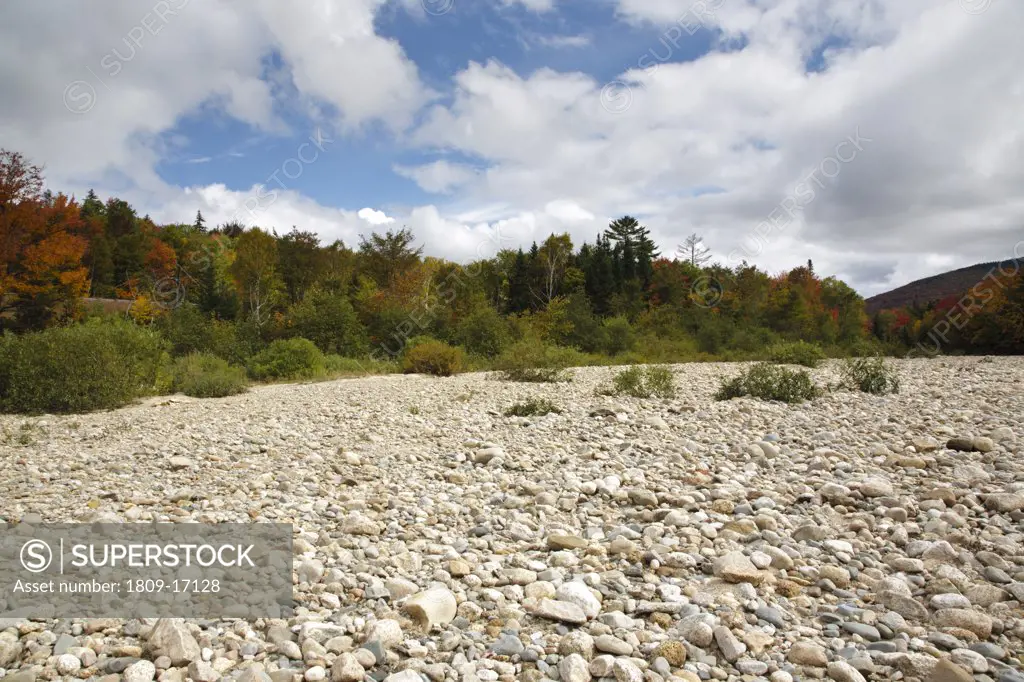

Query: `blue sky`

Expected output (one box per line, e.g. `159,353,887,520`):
155,0,718,214
1,0,1020,295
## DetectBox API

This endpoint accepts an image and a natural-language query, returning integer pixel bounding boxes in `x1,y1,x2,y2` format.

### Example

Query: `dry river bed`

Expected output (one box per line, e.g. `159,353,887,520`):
0,357,1023,682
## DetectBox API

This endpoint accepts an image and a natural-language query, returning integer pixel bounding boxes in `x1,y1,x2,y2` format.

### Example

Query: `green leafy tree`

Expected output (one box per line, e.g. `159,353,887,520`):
358,227,423,288
230,228,281,329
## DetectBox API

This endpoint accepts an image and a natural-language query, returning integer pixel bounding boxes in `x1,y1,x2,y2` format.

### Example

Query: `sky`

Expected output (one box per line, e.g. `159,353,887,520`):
0,0,1021,297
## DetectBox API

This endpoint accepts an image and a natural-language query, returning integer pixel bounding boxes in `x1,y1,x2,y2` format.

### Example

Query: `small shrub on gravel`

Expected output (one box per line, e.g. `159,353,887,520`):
172,353,248,398
0,319,166,414
402,339,464,376
767,340,826,368
504,398,562,417
837,356,900,395
248,338,326,381
494,341,574,383
603,365,677,398
716,362,821,403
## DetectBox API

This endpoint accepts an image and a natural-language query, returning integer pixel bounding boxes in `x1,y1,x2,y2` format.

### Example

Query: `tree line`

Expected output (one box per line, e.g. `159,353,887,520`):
15,146,1018,363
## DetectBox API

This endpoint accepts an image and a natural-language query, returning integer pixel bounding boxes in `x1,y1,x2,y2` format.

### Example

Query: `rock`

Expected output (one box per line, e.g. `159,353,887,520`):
188,660,219,682
593,634,631,655
612,659,644,682
878,591,928,620
123,660,158,682
933,609,994,639
342,512,380,535
560,631,595,659
713,626,746,662
403,587,458,630
713,551,763,585
330,653,365,682
532,598,588,624
363,619,403,648
859,477,894,497
555,582,601,620
147,619,201,666
827,660,868,682
946,438,976,452
490,633,525,656
972,436,995,452
653,641,686,666
559,653,592,682
56,654,82,674
928,659,975,682
547,534,588,550
985,493,1024,513
383,672,424,682
788,641,828,667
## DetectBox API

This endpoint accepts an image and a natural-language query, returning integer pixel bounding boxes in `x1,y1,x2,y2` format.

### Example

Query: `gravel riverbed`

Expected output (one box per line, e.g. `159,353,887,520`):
1,357,1023,682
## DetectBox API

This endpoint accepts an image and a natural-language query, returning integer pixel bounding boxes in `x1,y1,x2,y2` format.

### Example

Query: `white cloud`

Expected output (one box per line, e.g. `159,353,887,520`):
394,160,479,194
357,208,397,226
0,0,428,190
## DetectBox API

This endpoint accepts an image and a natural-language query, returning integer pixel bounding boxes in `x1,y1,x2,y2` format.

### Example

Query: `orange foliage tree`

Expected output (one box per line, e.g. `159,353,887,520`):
0,150,90,330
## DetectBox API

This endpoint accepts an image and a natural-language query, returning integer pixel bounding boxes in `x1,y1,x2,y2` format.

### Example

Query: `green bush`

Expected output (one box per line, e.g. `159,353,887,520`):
155,305,214,357
716,362,821,403
453,307,510,358
767,340,826,368
837,356,900,395
603,365,677,398
602,316,637,356
504,398,562,417
846,339,888,358
0,319,167,414
285,288,367,356
247,338,326,381
172,353,248,398
402,338,464,376
494,340,575,383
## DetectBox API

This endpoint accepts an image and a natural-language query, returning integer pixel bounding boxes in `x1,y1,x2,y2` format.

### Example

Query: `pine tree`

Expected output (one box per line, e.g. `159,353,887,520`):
194,210,207,233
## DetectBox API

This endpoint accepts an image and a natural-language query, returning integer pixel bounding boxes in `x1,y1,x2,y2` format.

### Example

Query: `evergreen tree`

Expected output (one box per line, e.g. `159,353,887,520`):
194,210,207,233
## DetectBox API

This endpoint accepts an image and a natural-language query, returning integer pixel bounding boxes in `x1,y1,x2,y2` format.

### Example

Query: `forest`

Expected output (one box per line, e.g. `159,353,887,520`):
2,147,1022,413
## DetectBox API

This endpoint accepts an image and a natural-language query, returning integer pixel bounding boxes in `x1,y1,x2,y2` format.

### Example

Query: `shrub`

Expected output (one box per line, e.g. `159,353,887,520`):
494,340,575,383
402,338,464,376
768,340,826,368
0,319,167,414
603,365,677,398
504,398,562,417
602,316,637,356
453,307,510,358
837,356,900,395
716,362,821,403
284,288,367,356
172,353,248,398
248,338,326,381
847,339,888,358
323,354,398,376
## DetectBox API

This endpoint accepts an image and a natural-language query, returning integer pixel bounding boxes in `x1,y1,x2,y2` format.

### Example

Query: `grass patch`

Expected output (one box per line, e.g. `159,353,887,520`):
504,398,562,417
716,362,821,403
600,365,677,398
836,356,900,395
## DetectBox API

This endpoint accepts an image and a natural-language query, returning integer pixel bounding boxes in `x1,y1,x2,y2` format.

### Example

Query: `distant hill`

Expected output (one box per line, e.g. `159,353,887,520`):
865,260,1016,315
